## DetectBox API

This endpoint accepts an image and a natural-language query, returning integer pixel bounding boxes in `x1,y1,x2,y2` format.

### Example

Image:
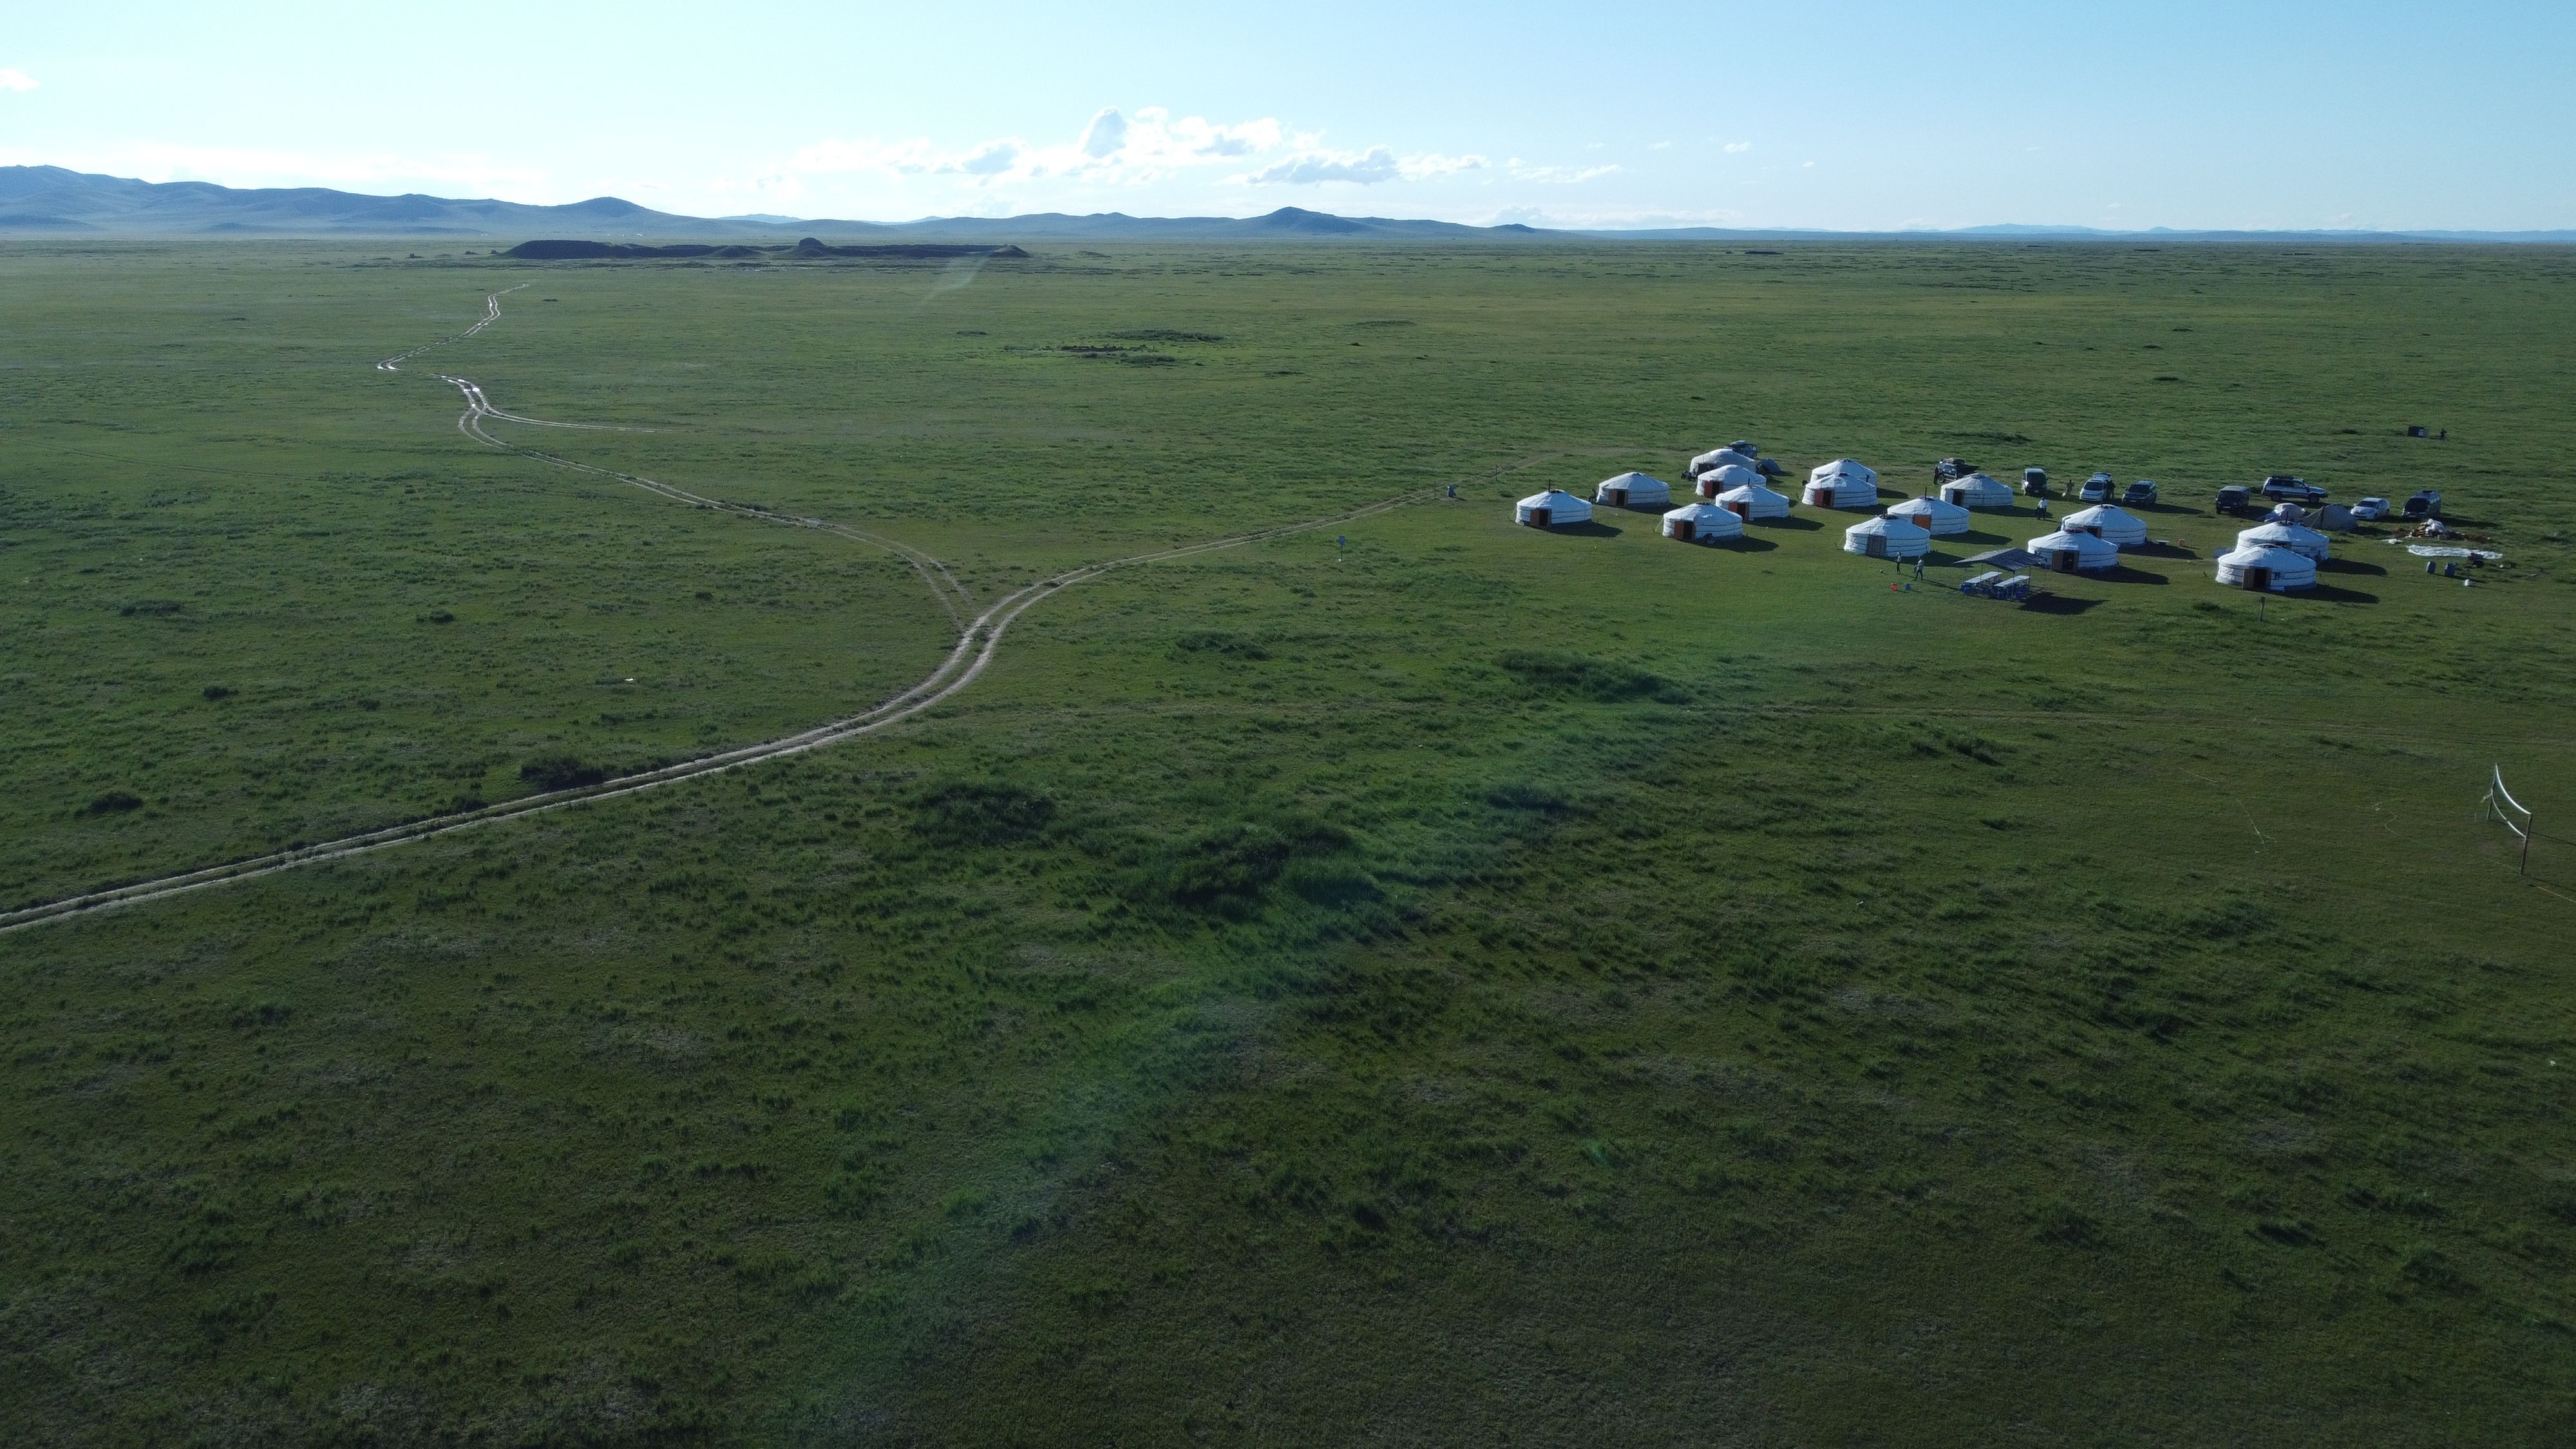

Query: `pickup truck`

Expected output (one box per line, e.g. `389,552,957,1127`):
2260,475,2328,504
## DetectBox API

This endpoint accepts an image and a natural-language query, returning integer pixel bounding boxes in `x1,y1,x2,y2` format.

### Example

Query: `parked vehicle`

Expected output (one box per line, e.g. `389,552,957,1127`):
2121,479,2159,506
2022,467,2050,497
1934,456,1976,482
2079,472,2115,503
2215,485,2255,515
2403,489,2443,520
2260,475,2328,504
2353,496,2391,521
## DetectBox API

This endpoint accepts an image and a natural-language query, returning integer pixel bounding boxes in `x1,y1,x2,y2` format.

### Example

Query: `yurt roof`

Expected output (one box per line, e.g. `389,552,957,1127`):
1810,457,1877,482
2031,529,2120,560
1664,502,1735,523
1703,464,1762,489
2219,544,2318,584
2239,522,2328,552
1601,471,1665,489
1692,447,1757,471
1889,495,1971,522
1520,489,1588,508
1847,515,1929,538
1719,483,1791,504
2061,504,2144,533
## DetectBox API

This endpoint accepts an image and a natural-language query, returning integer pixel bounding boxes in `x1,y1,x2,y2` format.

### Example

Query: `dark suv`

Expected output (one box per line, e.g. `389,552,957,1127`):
2215,485,2254,515
2260,475,2327,505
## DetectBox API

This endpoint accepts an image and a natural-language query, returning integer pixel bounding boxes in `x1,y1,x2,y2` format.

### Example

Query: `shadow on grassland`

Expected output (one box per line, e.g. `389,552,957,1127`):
1759,515,1824,531
2303,582,2380,604
2320,556,2387,575
1548,520,1623,537
2021,593,2104,614
1716,534,1778,552
2101,565,2170,585
2126,542,2199,559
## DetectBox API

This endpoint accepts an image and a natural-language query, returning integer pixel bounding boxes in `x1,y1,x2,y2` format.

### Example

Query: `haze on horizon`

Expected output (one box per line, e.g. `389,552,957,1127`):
3,0,2570,233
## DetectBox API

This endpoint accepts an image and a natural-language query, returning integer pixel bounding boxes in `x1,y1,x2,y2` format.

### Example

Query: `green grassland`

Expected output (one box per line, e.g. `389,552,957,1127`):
2,238,2573,1445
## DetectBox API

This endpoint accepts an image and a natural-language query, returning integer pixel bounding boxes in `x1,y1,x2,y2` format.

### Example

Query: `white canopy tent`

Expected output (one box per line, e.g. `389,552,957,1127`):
1594,472,1672,509
1886,495,1973,536
1843,515,1931,560
2028,529,2120,574
1689,447,1759,478
2060,504,2148,547
1809,458,1879,488
1803,476,1880,509
2216,544,2317,592
1662,502,1746,543
1515,489,1593,529
2235,521,2331,562
1695,463,1764,499
1716,482,1794,520
1940,473,2016,509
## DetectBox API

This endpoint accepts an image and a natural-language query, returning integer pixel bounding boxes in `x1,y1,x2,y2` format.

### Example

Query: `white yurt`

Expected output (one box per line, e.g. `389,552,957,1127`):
1515,489,1593,529
1886,495,1973,536
1593,471,1672,510
2266,502,2307,524
1695,463,1764,500
2216,544,2318,592
1940,472,2016,509
1803,475,1880,509
1810,457,1879,489
1716,482,1794,520
2060,504,2148,547
2235,520,2331,562
1843,515,1931,560
1662,502,1746,544
2028,529,2120,574
1689,447,1759,477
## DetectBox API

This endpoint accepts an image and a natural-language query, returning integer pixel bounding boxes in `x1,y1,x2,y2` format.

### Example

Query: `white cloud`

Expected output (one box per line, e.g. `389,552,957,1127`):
782,107,1289,190
1723,141,1753,154
1079,107,1128,160
0,68,38,93
1249,146,1399,185
1507,160,1620,184
1243,147,1484,186
1650,141,1672,151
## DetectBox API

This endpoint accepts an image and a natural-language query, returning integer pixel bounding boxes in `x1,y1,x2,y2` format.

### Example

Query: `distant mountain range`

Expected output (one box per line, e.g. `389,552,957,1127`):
3,166,2569,243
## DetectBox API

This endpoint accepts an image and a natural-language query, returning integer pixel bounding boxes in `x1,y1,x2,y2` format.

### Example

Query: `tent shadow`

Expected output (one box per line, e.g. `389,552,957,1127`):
2126,542,2198,559
2319,556,2386,575
2101,565,2171,585
1553,520,1623,536
2021,592,2103,614
2302,583,2380,603
1758,515,1824,531
1956,528,2011,544
1718,534,1779,552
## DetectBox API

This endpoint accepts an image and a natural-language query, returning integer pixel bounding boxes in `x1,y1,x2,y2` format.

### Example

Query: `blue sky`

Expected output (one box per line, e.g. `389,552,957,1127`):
3,1,2570,229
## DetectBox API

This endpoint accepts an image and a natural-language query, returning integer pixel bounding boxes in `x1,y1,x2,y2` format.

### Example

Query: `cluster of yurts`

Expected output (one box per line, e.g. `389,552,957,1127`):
1511,444,2331,593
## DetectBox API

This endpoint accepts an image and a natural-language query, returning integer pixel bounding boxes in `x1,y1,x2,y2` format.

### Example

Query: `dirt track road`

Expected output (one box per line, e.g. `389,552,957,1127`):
2,290,1423,935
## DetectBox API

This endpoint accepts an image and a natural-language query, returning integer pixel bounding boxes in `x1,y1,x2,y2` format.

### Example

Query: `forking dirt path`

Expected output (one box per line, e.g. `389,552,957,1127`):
1,287,1443,936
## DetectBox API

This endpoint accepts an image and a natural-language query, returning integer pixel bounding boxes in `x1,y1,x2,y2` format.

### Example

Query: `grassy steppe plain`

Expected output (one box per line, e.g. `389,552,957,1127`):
3,240,2573,1444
